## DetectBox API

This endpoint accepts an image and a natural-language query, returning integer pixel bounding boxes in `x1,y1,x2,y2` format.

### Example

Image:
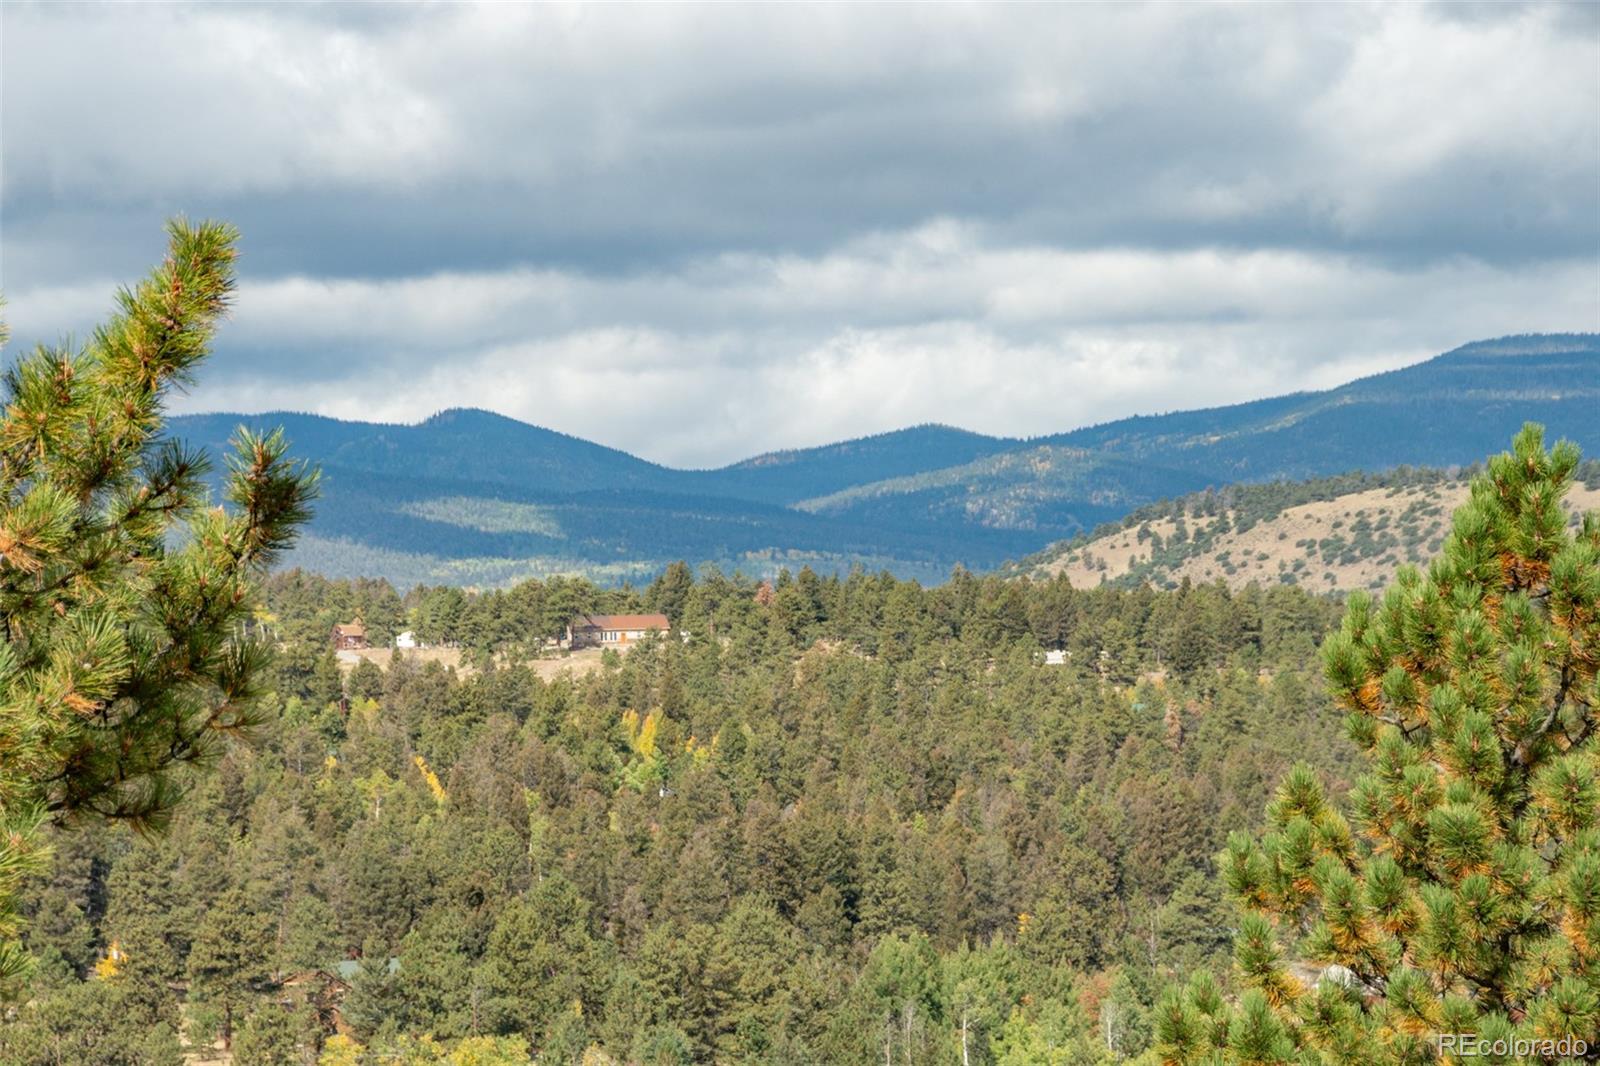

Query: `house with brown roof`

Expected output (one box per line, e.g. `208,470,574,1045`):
566,613,670,649
332,620,368,650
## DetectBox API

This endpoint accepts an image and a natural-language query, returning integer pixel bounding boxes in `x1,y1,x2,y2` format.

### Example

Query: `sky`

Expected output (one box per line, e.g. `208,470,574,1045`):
2,2,1597,468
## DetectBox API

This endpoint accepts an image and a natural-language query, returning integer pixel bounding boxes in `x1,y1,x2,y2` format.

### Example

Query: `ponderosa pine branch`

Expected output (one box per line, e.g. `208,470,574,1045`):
1160,424,1600,1065
0,220,314,994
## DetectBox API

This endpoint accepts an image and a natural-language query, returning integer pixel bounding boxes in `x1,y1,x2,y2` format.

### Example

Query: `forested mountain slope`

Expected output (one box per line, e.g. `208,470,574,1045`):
814,334,1600,533
1042,333,1600,478
703,423,1020,504
169,408,683,495
167,333,1599,586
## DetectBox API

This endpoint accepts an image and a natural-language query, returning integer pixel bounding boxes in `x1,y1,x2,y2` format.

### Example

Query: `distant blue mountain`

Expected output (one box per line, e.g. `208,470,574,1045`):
168,333,1599,587
1041,334,1600,479
168,407,679,495
703,424,1019,504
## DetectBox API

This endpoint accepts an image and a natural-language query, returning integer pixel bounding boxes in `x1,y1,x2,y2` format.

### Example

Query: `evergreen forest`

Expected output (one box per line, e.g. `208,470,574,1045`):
10,565,1362,1063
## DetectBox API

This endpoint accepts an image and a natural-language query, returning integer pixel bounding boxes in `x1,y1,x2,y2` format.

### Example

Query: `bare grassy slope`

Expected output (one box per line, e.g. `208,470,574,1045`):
1038,476,1600,592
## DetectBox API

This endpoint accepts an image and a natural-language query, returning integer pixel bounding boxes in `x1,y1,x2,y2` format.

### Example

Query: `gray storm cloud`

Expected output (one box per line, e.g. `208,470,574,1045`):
2,2,1596,465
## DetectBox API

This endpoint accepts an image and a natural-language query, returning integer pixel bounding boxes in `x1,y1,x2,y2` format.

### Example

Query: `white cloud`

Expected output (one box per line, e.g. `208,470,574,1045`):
46,227,1574,465
1305,4,1599,234
3,3,1595,466
6,3,1593,249
2,6,448,200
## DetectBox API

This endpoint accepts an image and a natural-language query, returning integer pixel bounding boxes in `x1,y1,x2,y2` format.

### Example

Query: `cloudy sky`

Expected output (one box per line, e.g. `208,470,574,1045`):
2,3,1597,467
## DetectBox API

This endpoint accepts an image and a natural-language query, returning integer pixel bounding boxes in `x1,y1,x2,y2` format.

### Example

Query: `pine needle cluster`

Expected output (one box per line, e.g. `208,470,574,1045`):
0,220,316,992
1158,424,1599,1064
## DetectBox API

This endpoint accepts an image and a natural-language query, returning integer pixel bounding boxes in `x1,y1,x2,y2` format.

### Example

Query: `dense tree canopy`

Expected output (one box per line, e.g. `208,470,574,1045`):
8,555,1358,1063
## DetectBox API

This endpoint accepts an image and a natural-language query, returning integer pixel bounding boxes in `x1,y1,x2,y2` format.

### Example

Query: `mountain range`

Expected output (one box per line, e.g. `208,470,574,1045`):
169,333,1600,588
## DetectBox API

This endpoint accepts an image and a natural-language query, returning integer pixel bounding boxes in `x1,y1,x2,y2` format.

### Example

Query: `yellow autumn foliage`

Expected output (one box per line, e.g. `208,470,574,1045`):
318,1034,364,1066
684,731,719,766
442,1035,532,1065
92,939,125,980
413,753,448,804
622,708,660,760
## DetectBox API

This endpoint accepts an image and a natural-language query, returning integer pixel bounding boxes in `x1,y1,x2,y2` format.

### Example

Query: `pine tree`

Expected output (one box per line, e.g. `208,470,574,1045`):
648,561,694,626
187,886,275,1050
1158,425,1599,1063
476,876,605,1046
231,1001,310,1066
0,220,316,992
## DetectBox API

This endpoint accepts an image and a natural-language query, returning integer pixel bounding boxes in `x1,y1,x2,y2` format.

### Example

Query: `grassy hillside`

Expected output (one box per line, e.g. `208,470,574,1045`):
1026,460,1600,592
